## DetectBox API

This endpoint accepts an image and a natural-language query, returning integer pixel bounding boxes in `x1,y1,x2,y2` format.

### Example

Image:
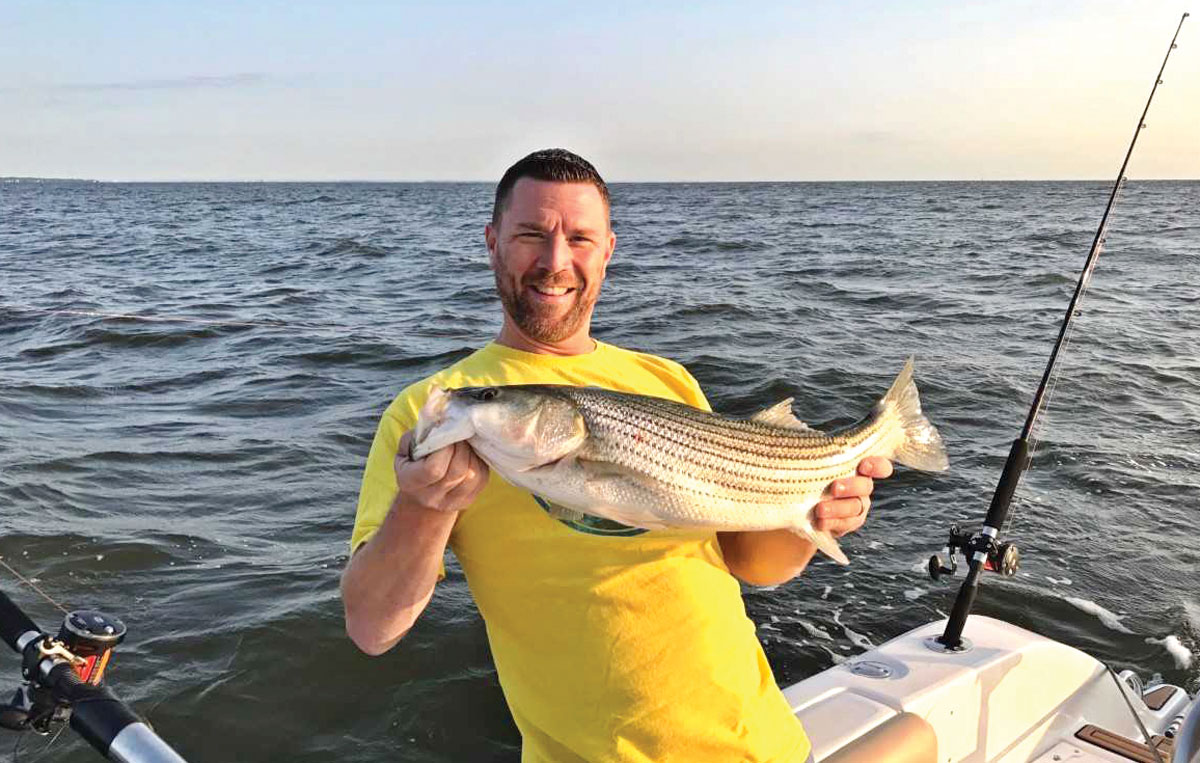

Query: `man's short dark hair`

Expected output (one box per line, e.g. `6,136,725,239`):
491,148,610,225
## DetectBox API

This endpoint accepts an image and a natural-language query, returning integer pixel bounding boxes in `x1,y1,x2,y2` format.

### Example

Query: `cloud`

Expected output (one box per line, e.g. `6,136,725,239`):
55,73,267,92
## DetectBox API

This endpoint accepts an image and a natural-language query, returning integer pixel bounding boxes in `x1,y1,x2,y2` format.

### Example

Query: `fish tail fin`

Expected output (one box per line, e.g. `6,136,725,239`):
791,527,850,565
879,357,949,472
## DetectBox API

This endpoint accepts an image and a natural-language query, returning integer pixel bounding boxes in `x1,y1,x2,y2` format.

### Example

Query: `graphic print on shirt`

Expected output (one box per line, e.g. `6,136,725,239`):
531,494,648,537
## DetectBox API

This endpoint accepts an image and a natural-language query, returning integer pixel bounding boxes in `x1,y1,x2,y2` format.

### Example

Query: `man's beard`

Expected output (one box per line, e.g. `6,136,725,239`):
494,269,598,344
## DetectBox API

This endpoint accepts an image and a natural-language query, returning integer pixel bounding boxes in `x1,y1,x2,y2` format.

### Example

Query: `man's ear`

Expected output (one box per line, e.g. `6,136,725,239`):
485,223,498,270
600,230,616,276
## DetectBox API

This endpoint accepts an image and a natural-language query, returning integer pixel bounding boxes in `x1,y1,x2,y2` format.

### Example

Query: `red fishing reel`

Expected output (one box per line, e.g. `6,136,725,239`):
2,609,126,734
56,610,126,685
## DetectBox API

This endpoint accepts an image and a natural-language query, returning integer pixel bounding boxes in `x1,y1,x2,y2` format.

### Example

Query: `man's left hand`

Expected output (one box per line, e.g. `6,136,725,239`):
813,457,893,538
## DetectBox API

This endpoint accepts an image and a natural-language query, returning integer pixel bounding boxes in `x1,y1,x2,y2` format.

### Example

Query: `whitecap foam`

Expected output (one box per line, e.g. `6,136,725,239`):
904,588,925,601
815,643,846,665
1064,596,1134,634
1146,635,1194,670
1184,600,1200,632
832,609,874,651
795,617,834,641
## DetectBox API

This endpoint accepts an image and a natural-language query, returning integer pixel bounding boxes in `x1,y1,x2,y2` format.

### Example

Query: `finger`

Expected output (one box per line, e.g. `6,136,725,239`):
858,456,893,479
444,441,473,483
441,478,480,512
820,516,867,538
466,448,490,484
829,475,875,499
814,497,870,536
428,443,480,504
814,496,870,523
416,444,456,484
398,431,415,460
442,457,489,510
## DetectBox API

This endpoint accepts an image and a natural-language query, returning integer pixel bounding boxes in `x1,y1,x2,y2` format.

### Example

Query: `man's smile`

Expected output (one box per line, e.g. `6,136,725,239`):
526,283,579,302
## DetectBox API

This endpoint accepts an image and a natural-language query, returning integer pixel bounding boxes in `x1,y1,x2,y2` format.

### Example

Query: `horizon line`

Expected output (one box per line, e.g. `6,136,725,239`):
5,176,1200,184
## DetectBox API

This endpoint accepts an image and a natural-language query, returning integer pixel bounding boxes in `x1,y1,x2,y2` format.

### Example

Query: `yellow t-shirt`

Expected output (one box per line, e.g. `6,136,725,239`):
352,341,810,763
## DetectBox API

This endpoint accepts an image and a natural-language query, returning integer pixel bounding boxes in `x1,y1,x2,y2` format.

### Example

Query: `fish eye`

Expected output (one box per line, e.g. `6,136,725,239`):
474,387,500,402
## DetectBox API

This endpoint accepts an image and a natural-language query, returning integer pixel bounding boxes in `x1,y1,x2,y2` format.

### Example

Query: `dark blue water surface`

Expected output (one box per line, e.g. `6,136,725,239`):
1,181,1198,761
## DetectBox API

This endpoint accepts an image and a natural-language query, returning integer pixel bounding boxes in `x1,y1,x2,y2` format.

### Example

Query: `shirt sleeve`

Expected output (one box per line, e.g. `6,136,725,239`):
674,362,713,413
349,387,448,580
349,404,407,553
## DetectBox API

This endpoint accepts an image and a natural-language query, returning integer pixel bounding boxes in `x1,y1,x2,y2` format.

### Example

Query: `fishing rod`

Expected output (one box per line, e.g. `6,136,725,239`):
926,11,1190,651
0,586,189,762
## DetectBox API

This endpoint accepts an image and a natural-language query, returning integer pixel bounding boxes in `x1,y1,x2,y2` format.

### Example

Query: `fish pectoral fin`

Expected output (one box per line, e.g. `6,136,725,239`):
750,398,812,431
790,527,850,565
534,493,669,531
590,506,672,530
567,457,673,530
536,498,590,524
573,456,664,499
572,455,637,480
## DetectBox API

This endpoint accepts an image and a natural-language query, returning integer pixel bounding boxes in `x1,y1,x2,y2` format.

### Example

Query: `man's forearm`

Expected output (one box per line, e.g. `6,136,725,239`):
341,497,458,655
718,530,818,586
719,461,890,585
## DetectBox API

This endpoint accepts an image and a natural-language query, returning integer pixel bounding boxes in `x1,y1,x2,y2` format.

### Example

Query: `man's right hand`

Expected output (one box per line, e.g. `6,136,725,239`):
341,432,489,656
394,431,489,513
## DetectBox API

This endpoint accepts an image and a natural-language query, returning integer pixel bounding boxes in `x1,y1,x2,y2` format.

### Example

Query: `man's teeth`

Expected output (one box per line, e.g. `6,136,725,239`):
532,286,573,296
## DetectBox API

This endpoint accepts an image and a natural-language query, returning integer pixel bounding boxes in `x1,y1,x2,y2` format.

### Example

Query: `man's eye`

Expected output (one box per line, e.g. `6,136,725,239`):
518,232,544,240
570,236,594,245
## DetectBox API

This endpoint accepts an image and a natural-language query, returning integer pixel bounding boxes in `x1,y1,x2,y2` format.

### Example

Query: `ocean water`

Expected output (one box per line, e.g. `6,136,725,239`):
1,180,1198,761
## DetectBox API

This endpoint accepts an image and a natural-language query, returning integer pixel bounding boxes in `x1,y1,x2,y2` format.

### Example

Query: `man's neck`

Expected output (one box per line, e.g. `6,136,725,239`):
495,319,597,356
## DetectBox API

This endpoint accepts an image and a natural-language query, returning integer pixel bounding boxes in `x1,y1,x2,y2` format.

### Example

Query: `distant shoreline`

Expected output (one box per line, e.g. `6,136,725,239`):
1,177,101,185
4,177,1199,185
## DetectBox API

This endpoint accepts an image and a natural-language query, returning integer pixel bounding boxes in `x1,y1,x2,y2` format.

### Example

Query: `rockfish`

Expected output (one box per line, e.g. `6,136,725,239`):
411,358,948,564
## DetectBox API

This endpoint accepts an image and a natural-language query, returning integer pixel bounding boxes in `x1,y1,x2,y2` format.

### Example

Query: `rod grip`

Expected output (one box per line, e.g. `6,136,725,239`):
939,564,983,648
984,438,1030,530
0,589,43,653
43,663,142,758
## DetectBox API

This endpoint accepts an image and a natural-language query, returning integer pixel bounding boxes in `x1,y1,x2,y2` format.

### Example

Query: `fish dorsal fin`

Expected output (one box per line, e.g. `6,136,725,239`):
750,398,811,431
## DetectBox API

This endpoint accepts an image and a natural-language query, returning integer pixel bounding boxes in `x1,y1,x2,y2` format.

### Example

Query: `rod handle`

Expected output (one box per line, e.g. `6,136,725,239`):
983,438,1030,530
0,589,42,653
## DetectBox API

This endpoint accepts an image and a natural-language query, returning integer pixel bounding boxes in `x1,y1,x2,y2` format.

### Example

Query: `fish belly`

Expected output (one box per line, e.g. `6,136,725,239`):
509,452,841,534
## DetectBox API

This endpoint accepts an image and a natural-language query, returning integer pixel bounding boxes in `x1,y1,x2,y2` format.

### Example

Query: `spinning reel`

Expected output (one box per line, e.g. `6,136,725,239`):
928,524,1020,582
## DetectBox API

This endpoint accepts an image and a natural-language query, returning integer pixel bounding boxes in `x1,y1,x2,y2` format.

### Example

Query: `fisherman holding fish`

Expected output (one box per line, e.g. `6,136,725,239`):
342,149,945,762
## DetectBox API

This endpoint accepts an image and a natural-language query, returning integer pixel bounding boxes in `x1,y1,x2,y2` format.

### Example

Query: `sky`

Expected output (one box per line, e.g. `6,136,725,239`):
1,0,1197,181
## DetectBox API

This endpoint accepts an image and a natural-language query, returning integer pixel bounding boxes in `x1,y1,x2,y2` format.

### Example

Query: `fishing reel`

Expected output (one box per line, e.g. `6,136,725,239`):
928,524,1020,581
1,609,126,734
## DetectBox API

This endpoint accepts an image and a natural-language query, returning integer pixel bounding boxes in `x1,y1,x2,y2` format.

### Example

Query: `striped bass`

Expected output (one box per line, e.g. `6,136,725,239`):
411,358,948,564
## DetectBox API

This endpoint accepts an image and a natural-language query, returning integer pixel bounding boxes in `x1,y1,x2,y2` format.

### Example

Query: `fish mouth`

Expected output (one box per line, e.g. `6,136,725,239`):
411,387,475,459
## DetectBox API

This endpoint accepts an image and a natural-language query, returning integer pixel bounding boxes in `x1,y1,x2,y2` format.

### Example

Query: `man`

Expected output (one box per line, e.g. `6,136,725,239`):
341,149,891,762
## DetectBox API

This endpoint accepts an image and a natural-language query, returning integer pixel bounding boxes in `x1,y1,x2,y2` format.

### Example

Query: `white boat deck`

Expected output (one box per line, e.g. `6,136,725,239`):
782,616,1191,763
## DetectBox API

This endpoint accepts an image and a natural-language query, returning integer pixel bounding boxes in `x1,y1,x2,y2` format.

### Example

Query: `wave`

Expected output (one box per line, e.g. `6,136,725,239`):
317,237,389,257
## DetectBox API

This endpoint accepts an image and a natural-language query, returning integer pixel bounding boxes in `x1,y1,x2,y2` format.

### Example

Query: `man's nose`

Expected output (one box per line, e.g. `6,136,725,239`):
537,232,573,272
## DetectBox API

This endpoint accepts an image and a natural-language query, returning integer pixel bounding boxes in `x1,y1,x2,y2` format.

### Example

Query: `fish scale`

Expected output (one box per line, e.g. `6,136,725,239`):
413,357,949,564
574,390,877,491
605,400,867,460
